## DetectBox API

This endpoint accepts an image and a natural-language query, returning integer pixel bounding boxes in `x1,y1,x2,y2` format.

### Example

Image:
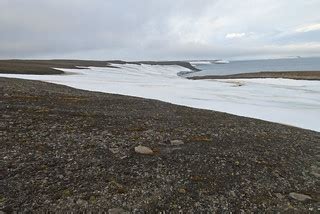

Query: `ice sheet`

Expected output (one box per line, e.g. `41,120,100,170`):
1,64,319,132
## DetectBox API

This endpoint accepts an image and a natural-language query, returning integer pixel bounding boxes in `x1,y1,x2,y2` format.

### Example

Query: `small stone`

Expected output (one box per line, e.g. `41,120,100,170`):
230,191,236,197
109,148,119,154
42,179,48,184
275,193,285,199
108,208,127,214
89,196,96,203
190,175,202,181
171,140,184,146
0,196,6,203
178,188,187,194
109,180,127,194
76,199,88,207
3,93,9,97
134,145,154,155
289,192,312,201
62,189,71,197
310,165,320,178
311,171,320,178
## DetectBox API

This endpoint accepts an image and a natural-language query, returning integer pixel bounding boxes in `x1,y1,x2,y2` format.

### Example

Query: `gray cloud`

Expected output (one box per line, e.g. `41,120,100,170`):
0,0,320,60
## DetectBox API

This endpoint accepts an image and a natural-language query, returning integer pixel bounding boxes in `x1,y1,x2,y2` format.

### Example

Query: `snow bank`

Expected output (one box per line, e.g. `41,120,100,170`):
1,63,319,132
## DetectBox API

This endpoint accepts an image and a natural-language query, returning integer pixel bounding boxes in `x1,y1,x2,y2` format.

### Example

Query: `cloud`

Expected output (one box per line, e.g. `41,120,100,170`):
0,0,320,60
296,23,320,33
226,33,246,39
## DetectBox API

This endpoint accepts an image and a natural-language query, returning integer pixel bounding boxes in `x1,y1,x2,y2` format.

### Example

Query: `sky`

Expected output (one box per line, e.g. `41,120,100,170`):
1,0,320,60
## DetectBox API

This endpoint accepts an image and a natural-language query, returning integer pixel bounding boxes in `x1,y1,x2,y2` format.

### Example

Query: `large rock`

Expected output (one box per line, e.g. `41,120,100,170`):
134,145,154,155
289,192,312,201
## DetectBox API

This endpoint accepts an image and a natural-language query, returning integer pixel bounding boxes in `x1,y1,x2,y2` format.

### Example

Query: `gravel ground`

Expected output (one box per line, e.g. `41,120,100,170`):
0,77,319,213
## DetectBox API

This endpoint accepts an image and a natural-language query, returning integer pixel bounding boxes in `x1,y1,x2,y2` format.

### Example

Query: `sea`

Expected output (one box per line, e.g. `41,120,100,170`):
190,57,320,76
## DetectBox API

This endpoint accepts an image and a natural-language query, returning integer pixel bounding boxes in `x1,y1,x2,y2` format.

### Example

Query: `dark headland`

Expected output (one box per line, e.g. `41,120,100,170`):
0,60,319,212
0,60,199,75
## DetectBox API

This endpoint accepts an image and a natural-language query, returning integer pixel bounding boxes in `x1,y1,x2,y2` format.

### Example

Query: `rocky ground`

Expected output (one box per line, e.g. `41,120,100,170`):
0,77,319,213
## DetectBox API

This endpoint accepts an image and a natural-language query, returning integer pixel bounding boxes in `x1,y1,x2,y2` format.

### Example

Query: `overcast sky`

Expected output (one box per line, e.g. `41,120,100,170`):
1,0,320,60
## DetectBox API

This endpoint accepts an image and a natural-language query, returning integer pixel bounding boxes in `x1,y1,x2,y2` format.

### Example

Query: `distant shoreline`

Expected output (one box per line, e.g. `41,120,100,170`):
1,59,320,81
188,71,320,81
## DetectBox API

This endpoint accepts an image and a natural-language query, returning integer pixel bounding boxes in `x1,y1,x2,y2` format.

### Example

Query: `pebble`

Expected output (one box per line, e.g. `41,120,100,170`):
108,208,128,214
76,199,88,207
134,145,154,155
275,193,285,199
109,148,120,154
310,165,320,178
289,192,312,201
178,188,187,194
170,140,184,146
230,191,236,197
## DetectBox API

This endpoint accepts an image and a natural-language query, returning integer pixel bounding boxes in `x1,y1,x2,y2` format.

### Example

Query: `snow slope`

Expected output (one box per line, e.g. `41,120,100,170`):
1,64,319,132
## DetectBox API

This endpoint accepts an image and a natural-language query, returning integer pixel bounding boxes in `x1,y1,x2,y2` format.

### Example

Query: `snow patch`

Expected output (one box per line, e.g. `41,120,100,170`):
1,64,320,132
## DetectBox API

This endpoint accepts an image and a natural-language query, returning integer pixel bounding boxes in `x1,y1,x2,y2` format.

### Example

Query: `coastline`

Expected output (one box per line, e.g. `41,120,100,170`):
1,77,319,212
1,59,320,81
188,71,320,81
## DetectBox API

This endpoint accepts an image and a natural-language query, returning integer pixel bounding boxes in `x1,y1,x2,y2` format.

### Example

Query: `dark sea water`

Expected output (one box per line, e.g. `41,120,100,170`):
190,57,320,76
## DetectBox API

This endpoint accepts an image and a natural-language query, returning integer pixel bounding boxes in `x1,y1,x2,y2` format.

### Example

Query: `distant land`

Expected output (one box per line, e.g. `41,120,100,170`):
1,59,320,81
0,60,199,75
189,71,320,81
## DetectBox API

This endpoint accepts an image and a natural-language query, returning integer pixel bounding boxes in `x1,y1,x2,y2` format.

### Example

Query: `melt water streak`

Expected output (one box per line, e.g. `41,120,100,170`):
1,64,320,132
